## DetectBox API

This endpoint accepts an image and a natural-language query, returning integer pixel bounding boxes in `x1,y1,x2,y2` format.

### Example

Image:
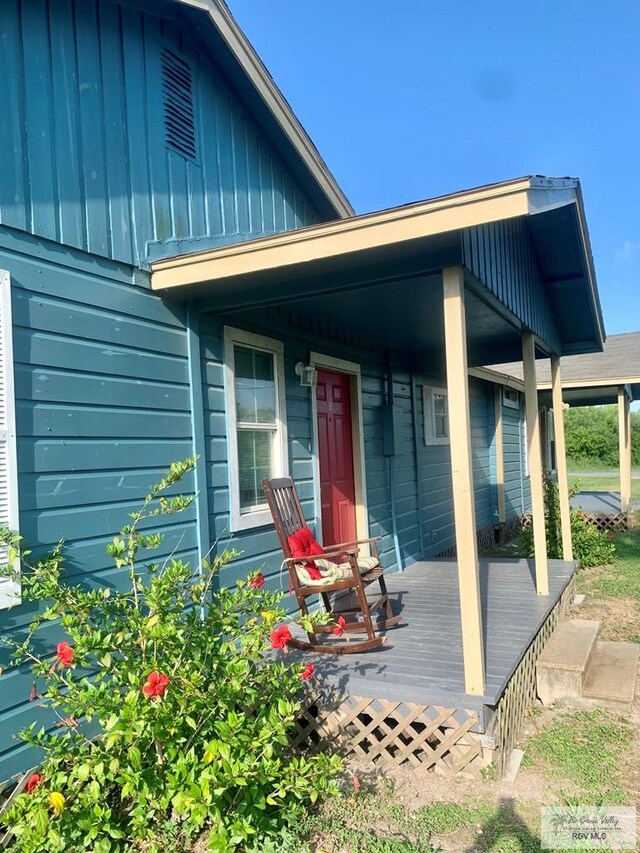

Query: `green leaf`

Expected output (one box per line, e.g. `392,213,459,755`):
76,763,91,782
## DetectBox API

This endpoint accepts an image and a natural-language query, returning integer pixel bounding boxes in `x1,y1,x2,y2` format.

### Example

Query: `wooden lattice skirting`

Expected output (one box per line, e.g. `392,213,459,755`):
492,573,576,775
523,510,631,534
293,697,483,775
583,511,630,533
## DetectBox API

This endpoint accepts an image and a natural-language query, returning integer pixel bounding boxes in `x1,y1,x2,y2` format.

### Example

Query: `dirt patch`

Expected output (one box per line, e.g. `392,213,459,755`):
572,595,640,641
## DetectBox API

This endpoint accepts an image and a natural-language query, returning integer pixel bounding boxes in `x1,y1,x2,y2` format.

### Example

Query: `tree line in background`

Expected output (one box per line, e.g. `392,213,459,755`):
564,404,640,467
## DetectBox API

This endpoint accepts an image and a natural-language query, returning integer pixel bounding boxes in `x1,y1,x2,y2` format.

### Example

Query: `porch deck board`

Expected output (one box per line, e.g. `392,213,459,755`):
571,490,623,512
299,558,575,723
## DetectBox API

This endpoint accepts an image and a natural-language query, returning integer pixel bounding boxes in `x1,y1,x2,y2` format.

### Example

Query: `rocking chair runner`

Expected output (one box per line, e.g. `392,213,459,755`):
262,477,401,653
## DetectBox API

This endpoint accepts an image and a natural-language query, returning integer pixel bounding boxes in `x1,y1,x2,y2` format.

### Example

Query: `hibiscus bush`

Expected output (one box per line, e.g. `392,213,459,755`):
0,459,341,852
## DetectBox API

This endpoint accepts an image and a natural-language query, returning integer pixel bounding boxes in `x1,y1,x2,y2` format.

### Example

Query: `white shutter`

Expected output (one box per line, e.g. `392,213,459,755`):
0,270,20,609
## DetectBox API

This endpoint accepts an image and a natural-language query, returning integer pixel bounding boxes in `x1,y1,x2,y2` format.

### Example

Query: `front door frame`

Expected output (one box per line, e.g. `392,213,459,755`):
309,352,369,546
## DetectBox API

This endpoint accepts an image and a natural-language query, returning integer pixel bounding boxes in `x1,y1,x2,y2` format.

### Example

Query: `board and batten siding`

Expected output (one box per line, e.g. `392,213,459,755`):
0,230,199,782
0,0,320,271
462,218,561,354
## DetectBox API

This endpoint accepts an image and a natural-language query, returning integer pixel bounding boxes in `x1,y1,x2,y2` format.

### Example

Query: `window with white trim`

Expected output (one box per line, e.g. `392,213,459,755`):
0,271,20,609
423,386,449,445
223,327,288,531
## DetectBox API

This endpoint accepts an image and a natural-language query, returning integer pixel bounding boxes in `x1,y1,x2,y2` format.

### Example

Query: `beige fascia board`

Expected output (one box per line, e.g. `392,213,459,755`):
536,376,640,391
175,0,353,219
152,177,534,291
573,184,605,347
469,366,525,391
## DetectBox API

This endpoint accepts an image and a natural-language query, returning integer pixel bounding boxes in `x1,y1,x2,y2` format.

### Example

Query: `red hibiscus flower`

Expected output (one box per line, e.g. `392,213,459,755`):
56,642,74,667
270,625,292,650
332,615,346,637
142,671,170,699
301,662,315,681
249,572,265,590
25,774,43,793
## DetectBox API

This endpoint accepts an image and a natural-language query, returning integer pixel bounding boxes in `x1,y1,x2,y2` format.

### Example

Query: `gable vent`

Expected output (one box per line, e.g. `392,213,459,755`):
161,48,197,161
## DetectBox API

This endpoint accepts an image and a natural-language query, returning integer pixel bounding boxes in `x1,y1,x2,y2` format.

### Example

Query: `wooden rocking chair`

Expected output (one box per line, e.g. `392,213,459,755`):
262,477,402,653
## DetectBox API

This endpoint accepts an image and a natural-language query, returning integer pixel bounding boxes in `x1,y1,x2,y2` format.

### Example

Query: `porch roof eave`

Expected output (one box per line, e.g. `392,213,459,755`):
150,174,604,358
151,175,534,292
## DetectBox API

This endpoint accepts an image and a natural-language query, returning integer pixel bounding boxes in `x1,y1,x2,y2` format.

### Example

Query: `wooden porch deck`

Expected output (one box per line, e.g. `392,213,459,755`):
295,557,576,734
571,490,640,512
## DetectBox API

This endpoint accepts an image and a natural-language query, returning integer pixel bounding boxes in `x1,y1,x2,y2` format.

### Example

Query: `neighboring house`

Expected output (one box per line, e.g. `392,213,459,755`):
0,0,603,785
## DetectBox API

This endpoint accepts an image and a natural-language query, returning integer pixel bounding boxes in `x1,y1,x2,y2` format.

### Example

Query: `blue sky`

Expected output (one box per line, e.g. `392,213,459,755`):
227,0,640,336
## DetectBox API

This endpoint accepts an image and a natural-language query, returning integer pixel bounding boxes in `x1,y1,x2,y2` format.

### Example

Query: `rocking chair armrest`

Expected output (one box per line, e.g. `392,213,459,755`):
283,547,358,565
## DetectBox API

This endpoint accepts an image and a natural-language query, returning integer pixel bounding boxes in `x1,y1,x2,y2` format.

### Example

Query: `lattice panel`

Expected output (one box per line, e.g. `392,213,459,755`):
293,696,482,774
493,575,576,775
523,510,630,534
588,512,630,533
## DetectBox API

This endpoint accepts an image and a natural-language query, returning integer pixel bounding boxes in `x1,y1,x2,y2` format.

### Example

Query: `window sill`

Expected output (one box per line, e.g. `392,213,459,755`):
231,507,275,533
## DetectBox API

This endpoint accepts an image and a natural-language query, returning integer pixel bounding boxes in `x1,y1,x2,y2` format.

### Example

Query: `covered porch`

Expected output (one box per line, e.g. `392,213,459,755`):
152,175,603,750
290,555,576,773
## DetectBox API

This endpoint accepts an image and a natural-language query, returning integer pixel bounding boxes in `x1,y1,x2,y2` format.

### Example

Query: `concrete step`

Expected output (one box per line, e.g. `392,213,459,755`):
536,619,600,705
582,641,639,714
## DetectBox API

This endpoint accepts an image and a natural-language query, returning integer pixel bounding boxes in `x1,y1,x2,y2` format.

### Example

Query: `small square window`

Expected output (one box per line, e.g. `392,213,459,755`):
503,387,520,409
423,386,449,445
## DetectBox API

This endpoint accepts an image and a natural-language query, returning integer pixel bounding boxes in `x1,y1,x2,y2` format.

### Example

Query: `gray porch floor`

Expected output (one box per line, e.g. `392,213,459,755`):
297,558,576,728
571,490,639,512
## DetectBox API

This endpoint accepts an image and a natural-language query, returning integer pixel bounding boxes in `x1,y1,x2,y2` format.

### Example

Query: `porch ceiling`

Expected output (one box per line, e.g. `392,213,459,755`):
151,175,604,365
223,271,528,371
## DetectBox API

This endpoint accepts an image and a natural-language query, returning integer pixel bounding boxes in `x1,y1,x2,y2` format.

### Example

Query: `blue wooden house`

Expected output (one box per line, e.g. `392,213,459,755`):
0,0,605,783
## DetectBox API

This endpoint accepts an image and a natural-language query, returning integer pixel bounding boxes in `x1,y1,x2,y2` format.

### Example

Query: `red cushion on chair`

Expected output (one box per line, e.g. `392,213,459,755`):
287,530,306,559
287,527,326,580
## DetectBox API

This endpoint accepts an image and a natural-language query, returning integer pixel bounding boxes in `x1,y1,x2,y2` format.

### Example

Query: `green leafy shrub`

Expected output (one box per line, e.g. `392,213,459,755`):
522,474,615,568
0,459,340,852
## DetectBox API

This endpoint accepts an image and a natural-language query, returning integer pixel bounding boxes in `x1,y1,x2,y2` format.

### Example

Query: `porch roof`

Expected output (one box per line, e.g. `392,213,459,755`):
492,332,640,406
151,175,604,366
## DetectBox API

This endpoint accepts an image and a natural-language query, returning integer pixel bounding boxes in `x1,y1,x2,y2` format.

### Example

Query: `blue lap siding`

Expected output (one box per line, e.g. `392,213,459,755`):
0,228,197,781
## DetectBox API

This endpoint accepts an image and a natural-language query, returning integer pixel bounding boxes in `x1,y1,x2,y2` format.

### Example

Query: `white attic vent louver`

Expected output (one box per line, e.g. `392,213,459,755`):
161,48,197,161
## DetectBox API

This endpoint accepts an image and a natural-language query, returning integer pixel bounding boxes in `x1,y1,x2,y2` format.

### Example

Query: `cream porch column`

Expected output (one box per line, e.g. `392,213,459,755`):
618,386,632,513
443,266,484,696
551,357,573,561
494,386,506,524
522,331,549,595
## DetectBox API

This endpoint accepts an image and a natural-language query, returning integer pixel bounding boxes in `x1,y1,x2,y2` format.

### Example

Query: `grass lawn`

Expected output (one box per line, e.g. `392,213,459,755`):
287,530,640,853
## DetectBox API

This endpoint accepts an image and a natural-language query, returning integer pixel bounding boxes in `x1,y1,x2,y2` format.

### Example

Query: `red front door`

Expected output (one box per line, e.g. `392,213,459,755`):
316,369,358,546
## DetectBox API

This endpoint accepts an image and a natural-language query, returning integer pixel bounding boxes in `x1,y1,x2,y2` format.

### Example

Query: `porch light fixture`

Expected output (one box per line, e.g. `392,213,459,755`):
295,361,317,387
